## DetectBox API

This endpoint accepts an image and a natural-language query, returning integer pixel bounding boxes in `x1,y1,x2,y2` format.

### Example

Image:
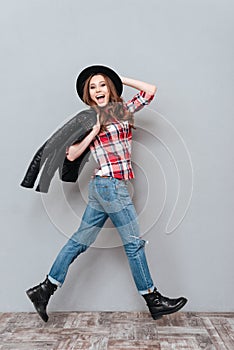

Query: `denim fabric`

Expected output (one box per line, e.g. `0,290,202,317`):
48,176,155,294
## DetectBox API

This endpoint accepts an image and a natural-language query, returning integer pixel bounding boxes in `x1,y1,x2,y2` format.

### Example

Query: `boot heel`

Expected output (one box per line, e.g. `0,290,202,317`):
152,314,163,320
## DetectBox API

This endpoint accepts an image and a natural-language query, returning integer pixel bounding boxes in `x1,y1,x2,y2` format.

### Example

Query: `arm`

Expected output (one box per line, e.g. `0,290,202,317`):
66,115,100,161
121,76,157,95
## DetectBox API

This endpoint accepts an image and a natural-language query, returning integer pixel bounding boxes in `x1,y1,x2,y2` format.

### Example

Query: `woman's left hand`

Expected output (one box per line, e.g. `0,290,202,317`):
92,113,101,135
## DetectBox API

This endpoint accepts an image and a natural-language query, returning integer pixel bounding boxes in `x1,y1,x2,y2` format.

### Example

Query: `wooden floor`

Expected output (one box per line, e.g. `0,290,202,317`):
0,312,233,350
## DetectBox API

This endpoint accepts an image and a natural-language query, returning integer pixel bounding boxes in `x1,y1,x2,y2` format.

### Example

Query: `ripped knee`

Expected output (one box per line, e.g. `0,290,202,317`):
124,238,146,257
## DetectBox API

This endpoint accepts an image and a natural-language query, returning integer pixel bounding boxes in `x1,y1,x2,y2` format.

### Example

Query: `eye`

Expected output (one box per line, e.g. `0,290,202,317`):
101,83,106,87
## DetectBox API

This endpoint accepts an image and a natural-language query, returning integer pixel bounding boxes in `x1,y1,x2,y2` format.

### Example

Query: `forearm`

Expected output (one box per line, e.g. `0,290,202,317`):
66,129,97,161
121,76,157,95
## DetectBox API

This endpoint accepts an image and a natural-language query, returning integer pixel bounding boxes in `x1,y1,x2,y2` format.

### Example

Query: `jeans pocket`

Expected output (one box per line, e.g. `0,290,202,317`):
116,183,132,206
96,182,117,202
115,179,127,189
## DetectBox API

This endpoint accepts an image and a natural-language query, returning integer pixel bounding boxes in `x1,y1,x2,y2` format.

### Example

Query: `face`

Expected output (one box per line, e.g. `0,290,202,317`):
89,74,110,107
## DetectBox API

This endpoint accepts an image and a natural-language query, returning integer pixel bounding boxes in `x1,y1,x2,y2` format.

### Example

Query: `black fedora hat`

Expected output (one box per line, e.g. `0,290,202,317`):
76,65,123,101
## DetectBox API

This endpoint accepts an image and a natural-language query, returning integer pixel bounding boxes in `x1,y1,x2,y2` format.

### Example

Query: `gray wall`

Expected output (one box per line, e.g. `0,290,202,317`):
1,0,233,312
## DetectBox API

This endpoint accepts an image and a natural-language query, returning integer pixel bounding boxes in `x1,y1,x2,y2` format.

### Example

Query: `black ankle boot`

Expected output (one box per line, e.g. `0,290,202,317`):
26,276,57,322
143,288,188,320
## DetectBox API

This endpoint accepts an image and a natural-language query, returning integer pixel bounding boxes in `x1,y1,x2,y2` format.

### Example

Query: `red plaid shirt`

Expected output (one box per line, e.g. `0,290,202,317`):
89,91,155,180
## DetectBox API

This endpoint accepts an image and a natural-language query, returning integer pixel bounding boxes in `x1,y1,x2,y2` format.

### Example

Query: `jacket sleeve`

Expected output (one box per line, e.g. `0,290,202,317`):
20,142,48,189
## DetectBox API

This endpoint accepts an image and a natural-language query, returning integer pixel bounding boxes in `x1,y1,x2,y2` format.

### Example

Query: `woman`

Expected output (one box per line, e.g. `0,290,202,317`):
26,65,187,322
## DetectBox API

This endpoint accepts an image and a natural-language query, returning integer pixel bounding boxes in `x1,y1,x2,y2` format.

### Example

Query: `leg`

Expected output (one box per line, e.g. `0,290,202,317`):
92,177,188,319
108,182,154,294
26,179,108,322
92,176,155,294
48,201,108,286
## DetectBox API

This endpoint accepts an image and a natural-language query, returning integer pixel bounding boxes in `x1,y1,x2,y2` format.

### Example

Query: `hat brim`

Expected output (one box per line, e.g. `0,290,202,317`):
76,65,123,101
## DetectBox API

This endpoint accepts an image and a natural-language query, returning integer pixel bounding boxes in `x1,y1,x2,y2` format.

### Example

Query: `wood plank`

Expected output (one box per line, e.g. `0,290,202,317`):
107,339,161,350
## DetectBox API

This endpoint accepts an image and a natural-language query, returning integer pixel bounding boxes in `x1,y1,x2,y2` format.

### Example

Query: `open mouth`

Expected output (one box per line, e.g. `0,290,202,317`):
96,94,106,104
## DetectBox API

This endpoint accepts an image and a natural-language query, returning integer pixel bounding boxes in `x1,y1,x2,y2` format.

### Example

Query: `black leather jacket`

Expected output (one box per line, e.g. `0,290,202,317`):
20,108,97,193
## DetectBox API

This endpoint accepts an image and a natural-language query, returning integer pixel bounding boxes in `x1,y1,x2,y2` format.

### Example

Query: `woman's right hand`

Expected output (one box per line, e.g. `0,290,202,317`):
66,114,100,161
92,114,101,135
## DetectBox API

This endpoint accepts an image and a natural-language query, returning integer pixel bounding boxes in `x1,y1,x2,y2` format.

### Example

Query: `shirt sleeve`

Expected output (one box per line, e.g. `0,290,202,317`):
125,90,155,113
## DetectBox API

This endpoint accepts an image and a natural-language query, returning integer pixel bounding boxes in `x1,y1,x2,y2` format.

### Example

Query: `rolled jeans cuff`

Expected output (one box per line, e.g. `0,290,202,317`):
138,285,155,295
48,275,62,287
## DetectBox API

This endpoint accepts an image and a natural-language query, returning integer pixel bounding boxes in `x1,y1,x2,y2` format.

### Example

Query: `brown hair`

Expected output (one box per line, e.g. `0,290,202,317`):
82,73,135,132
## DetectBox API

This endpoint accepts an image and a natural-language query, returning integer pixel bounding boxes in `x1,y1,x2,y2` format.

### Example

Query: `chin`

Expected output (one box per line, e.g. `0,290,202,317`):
96,101,108,107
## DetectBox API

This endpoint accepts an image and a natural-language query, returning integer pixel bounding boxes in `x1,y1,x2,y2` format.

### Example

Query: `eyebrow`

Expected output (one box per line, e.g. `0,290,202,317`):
90,80,106,86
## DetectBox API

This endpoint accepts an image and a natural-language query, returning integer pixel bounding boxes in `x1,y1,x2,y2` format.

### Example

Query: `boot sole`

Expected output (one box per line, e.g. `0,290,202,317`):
151,298,188,320
26,290,49,323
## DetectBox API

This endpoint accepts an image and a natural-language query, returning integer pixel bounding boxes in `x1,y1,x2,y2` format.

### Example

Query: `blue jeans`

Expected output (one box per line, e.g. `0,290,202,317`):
48,176,155,294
